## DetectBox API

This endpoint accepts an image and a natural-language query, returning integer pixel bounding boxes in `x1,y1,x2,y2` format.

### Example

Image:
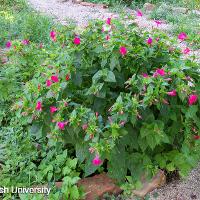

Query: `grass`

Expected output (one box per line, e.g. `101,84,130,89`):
0,0,56,46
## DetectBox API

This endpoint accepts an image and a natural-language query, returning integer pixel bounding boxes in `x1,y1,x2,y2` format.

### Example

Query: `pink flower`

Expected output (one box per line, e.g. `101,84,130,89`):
57,122,65,130
120,121,126,126
178,32,187,41
82,124,88,130
194,135,200,140
74,37,80,45
39,43,43,48
136,10,143,17
92,155,102,166
50,31,56,42
46,79,52,87
36,101,42,111
66,74,70,81
188,94,198,105
38,84,41,91
147,37,153,45
51,75,59,83
154,20,162,26
6,41,12,48
162,99,169,105
119,46,127,56
89,147,95,154
167,90,177,96
106,35,110,40
182,47,190,54
156,69,165,76
156,37,160,42
106,17,111,25
50,106,58,113
22,39,29,45
142,73,149,78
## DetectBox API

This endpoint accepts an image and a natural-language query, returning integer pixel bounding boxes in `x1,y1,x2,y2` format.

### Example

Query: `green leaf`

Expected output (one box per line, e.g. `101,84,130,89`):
104,71,116,82
166,163,175,172
69,185,80,200
110,55,119,71
63,166,71,175
75,143,88,163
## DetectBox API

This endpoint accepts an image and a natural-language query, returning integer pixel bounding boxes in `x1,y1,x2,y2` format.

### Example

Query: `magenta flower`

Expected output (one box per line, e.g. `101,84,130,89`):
92,155,102,166
178,32,187,41
74,37,80,45
6,41,12,48
50,31,56,42
57,122,65,130
188,94,198,105
156,69,165,76
22,39,29,45
136,10,143,17
147,37,153,45
106,17,111,25
167,90,177,96
142,73,149,78
119,46,127,56
51,75,59,83
106,35,110,40
82,124,88,131
36,101,42,111
182,47,190,54
154,20,162,26
50,106,58,113
46,80,52,87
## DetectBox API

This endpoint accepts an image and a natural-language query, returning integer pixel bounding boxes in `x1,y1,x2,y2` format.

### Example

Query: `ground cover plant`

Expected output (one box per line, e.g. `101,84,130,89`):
1,0,200,199
11,13,200,191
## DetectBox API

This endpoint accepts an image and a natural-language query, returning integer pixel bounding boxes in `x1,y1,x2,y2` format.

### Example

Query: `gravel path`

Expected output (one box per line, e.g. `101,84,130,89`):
26,1,200,199
27,0,114,26
149,164,200,200
27,0,171,31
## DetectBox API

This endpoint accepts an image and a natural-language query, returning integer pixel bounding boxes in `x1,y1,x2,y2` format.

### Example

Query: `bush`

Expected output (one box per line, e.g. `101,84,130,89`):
9,17,200,187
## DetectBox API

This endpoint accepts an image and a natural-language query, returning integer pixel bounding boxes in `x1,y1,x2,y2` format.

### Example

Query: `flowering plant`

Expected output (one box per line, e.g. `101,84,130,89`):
11,18,200,184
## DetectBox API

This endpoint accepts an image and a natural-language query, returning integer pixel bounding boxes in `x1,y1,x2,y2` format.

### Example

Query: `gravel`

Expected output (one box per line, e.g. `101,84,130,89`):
148,164,200,200
27,0,171,30
27,0,114,26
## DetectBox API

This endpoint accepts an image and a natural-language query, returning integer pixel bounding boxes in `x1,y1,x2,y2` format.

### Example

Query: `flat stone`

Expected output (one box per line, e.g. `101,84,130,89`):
143,3,156,12
77,173,122,200
172,7,189,14
132,170,166,198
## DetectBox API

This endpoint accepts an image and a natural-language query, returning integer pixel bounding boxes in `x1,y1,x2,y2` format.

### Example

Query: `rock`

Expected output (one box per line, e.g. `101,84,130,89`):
57,0,68,2
33,174,122,200
79,2,108,8
172,7,189,14
73,0,84,4
132,170,166,198
143,3,156,12
77,173,122,200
